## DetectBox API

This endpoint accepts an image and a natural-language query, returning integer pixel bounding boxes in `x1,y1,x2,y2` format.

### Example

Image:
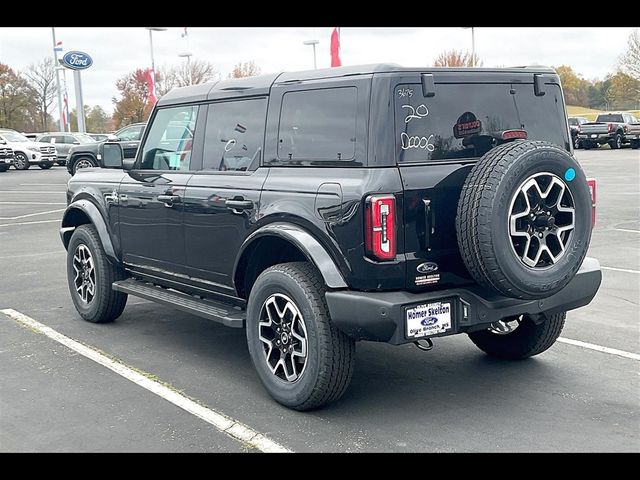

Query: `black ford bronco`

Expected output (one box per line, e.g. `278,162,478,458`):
60,64,602,410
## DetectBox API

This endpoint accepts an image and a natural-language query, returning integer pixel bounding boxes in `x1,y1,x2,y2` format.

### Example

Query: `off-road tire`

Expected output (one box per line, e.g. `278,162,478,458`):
468,312,566,360
246,262,355,411
456,140,592,299
67,224,128,323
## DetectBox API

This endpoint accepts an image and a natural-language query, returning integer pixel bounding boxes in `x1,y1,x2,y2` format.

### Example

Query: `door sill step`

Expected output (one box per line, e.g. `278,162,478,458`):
112,278,245,328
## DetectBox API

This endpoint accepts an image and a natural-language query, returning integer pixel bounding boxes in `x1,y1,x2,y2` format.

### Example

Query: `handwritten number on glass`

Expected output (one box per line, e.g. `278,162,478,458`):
401,132,435,152
402,104,429,123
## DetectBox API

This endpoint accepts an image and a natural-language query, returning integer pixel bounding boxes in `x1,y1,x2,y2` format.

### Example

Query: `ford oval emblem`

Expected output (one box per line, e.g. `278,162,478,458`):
416,262,438,274
62,51,93,71
421,317,439,326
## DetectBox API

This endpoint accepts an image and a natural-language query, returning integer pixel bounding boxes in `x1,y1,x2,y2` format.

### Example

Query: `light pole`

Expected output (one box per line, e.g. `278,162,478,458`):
303,39,319,69
178,51,193,85
463,27,476,66
51,27,64,131
145,27,167,74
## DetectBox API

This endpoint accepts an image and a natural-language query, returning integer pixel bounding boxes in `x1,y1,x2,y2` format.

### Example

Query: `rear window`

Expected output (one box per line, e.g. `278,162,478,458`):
596,114,623,123
395,83,569,163
278,87,357,162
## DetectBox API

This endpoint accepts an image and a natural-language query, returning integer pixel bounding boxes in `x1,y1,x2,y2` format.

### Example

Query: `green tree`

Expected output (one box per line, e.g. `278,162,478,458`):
86,105,110,133
0,62,31,130
609,71,640,110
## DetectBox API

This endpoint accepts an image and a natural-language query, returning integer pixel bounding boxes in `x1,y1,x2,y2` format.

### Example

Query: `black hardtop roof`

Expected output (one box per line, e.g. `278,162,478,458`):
157,63,558,106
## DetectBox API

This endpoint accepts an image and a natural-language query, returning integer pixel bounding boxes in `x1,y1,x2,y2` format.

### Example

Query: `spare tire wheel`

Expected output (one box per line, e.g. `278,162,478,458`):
456,140,592,300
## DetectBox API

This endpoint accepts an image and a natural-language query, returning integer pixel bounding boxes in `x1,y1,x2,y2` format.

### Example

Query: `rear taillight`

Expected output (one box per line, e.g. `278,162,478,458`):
502,129,528,140
587,178,597,228
608,123,615,133
364,194,396,261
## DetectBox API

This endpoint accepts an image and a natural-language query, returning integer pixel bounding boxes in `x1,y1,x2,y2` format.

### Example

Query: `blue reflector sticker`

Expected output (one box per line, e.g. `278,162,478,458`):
564,168,576,182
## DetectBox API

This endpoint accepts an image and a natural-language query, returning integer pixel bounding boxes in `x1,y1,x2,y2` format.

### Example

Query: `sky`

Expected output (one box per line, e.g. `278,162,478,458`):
0,27,634,120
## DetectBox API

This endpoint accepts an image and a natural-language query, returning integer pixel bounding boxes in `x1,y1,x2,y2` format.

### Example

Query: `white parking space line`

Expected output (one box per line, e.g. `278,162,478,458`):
612,228,640,234
0,191,65,194
0,202,66,205
0,219,62,227
0,251,64,260
0,208,65,221
558,337,640,361
20,184,69,186
601,266,640,274
0,308,291,454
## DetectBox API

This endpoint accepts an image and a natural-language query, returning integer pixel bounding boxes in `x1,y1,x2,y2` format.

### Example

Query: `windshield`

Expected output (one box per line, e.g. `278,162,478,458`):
75,134,97,144
395,82,569,163
596,114,623,122
0,130,29,142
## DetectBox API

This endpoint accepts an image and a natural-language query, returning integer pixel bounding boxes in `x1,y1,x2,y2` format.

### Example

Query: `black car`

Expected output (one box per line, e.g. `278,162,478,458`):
568,116,588,148
60,65,601,410
66,122,146,175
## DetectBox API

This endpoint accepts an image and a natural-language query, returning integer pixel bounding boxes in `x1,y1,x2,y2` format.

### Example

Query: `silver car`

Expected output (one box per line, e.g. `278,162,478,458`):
36,132,98,166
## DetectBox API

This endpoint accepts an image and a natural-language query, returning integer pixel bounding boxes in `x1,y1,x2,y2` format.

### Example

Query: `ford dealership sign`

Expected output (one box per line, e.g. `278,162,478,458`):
62,51,93,70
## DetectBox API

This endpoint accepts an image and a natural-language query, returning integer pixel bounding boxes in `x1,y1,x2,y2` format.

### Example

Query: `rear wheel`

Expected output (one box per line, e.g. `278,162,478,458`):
468,312,566,360
631,140,640,150
67,224,128,323
609,133,622,149
13,152,30,170
39,162,53,170
246,262,355,410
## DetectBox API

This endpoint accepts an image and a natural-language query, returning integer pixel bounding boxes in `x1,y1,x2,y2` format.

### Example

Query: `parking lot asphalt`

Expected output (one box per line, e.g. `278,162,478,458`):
0,149,638,453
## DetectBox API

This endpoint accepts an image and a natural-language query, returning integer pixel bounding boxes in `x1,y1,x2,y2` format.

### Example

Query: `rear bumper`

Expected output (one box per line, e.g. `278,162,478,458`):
578,133,613,143
325,257,602,345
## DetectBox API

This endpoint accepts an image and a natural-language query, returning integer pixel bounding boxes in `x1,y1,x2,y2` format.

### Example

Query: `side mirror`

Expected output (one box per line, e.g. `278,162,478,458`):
107,134,118,142
122,158,135,171
73,141,80,145
99,142,124,169
0,139,5,145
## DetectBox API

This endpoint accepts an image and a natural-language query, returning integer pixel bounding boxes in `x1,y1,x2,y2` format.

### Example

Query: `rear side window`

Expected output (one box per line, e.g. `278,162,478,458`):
202,98,267,171
278,87,357,162
395,83,569,163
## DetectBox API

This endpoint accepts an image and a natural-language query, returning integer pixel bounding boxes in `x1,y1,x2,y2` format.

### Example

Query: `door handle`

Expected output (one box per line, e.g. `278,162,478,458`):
157,194,181,206
225,199,253,212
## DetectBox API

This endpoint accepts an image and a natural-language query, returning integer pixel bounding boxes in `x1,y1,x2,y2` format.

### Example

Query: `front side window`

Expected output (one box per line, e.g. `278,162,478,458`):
202,98,267,171
395,83,569,163
118,125,144,141
139,105,198,171
277,87,357,162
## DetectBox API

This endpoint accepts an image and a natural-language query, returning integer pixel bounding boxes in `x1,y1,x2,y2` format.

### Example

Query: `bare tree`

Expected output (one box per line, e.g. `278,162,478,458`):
618,29,640,81
156,60,218,96
433,49,483,67
228,61,261,79
23,57,58,131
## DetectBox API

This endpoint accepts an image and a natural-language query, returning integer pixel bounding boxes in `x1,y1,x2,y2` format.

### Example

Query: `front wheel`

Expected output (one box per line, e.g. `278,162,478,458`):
468,312,566,360
631,140,640,150
67,224,128,323
73,157,96,175
573,136,580,149
246,262,355,411
39,162,53,170
13,152,30,170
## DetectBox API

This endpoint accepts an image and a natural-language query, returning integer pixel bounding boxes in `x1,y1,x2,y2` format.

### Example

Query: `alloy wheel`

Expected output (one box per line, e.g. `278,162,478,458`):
72,244,96,304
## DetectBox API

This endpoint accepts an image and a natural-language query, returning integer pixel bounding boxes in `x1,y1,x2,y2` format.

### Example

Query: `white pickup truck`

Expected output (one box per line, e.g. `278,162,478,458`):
0,128,57,170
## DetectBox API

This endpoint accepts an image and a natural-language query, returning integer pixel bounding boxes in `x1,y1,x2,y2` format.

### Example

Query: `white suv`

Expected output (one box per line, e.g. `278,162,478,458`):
0,128,57,170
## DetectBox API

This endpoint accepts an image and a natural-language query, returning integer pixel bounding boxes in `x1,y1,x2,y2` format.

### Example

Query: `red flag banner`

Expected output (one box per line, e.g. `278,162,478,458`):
146,68,158,105
330,27,341,67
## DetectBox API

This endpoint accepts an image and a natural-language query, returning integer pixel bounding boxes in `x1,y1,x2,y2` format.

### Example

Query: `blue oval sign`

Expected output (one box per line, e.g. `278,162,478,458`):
420,317,439,327
62,51,93,70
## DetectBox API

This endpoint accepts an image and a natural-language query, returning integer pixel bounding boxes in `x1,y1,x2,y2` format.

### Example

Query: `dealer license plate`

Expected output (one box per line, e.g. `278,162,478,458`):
406,301,452,339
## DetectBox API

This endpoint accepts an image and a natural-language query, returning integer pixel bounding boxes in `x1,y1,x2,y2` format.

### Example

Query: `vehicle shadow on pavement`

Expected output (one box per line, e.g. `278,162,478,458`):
115,302,554,420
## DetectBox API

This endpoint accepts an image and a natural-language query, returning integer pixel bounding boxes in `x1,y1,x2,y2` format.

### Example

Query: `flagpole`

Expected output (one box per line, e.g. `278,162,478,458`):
52,27,64,131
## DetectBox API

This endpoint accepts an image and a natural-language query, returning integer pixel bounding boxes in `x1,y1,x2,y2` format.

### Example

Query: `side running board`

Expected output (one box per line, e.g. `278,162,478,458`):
112,278,245,328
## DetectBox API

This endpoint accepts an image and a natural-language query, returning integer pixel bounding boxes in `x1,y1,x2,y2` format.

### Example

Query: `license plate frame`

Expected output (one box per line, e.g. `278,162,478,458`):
405,299,454,340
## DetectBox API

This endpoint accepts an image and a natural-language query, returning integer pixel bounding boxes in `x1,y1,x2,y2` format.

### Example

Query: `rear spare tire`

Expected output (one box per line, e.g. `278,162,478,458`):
456,140,592,300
